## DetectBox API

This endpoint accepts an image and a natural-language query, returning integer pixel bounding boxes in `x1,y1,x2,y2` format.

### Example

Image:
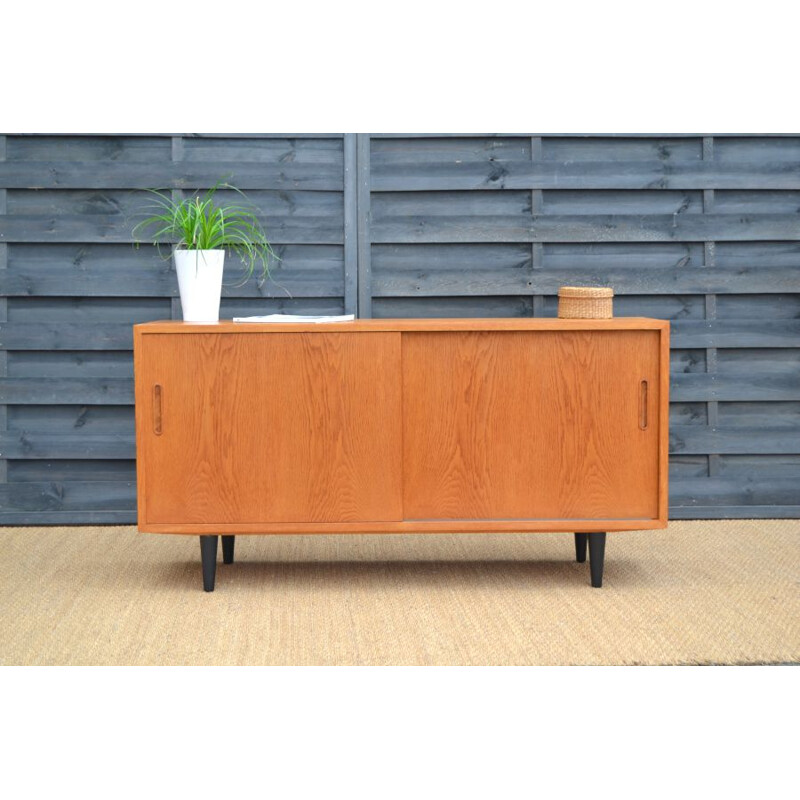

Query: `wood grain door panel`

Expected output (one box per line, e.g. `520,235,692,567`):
402,331,660,521
138,332,403,524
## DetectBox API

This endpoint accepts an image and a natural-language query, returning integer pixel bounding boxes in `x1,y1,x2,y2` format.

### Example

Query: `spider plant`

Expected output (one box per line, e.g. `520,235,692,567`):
133,181,278,285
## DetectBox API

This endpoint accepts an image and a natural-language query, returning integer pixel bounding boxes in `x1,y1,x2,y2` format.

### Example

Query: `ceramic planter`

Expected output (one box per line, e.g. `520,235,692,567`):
174,249,225,322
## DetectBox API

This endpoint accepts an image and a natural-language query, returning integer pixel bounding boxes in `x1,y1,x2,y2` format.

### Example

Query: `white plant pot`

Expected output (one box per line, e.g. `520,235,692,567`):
174,249,225,323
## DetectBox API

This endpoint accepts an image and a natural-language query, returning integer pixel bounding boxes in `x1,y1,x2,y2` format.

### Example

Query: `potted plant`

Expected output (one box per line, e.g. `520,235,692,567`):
133,182,277,323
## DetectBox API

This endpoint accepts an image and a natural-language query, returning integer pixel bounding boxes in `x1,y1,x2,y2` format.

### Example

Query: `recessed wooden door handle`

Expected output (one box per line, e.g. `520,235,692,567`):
153,384,163,435
639,380,648,430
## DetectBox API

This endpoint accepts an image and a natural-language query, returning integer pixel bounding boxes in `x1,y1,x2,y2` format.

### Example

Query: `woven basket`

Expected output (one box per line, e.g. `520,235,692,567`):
557,286,614,319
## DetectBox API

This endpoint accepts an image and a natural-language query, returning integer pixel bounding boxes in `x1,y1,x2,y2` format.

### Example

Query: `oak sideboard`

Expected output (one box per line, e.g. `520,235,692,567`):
134,318,669,591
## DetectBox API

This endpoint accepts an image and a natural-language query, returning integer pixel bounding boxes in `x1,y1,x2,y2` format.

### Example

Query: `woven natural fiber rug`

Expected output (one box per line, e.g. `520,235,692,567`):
0,520,797,665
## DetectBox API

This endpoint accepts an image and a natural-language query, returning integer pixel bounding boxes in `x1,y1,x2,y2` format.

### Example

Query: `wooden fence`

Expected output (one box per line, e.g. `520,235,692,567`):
0,133,798,522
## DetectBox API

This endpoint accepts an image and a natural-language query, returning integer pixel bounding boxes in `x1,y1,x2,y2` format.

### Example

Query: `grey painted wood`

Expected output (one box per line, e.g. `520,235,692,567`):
0,323,134,349
9,424,796,460
0,215,344,244
0,432,134,458
371,161,800,191
343,134,358,316
369,214,800,243
670,477,799,506
670,321,800,348
356,133,372,317
718,455,800,476
1,133,798,522
670,427,800,454
0,266,344,298
0,510,137,524
670,373,800,402
8,460,136,482
372,296,534,318
0,377,134,404
368,133,800,138
669,506,800,519
0,136,7,484
4,506,799,525
7,351,133,379
0,480,135,511
7,404,134,432
0,162,343,190
371,267,797,295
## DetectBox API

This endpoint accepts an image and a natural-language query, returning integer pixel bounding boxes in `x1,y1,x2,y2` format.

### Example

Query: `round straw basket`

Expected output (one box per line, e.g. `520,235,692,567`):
557,286,614,319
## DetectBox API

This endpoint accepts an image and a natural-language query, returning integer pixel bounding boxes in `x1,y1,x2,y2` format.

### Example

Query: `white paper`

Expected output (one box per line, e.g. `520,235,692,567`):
232,314,356,324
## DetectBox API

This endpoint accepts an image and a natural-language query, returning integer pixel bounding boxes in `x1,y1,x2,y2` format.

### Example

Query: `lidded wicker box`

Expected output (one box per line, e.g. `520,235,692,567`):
557,286,614,319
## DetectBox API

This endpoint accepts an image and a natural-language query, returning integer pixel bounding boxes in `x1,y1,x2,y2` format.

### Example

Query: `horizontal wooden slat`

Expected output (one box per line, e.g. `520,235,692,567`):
372,161,800,191
6,136,171,162
0,510,137,524
0,214,342,244
718,455,800,477
373,242,717,271
6,316,780,350
716,295,800,320
0,480,135,511
1,478,796,513
669,427,800,455
0,161,343,190
669,477,799,506
6,426,794,461
369,133,774,139
370,214,800,243
670,321,800,348
7,188,342,218
717,401,800,428
0,268,342,298
0,378,133,404
0,432,134,458
372,267,798,295
1,477,796,514
0,506,797,524
182,133,342,139
5,424,790,460
7,405,134,433
7,351,132,379
0,323,133,349
671,374,800,402
668,505,800,519
8,460,136,481
372,296,533,318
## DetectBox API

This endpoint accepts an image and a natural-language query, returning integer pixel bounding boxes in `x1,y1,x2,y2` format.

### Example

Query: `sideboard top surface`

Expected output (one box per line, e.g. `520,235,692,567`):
135,318,669,335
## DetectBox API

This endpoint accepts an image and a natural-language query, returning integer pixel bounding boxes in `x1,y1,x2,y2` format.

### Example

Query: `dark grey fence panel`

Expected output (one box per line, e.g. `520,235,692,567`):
361,133,800,519
0,134,352,524
1,133,798,523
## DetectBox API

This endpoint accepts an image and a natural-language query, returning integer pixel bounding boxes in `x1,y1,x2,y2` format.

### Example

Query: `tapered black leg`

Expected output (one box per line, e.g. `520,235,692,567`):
222,535,235,565
574,533,588,563
588,532,607,588
200,535,218,592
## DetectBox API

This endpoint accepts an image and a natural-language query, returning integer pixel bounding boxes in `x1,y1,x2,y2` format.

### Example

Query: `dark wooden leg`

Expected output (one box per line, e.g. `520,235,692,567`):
200,535,218,592
588,532,607,588
574,533,588,563
222,535,235,565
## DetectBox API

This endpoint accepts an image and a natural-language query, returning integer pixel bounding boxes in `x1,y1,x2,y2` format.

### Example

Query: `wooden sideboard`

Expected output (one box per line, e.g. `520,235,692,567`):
134,318,669,590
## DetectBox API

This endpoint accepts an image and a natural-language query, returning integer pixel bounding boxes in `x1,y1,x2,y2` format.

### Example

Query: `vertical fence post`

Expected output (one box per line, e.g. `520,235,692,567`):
169,136,184,321
356,134,372,318
702,136,720,478
343,134,358,317
0,135,7,484
531,136,544,317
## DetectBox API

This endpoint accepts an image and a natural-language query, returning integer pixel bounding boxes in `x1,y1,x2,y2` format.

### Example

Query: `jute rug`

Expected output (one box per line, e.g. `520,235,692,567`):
0,520,797,665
